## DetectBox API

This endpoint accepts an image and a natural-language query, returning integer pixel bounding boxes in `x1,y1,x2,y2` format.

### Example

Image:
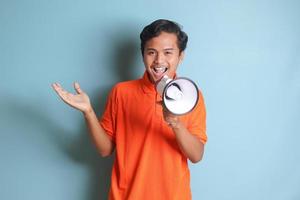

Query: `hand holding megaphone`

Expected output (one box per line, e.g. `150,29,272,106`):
156,75,199,115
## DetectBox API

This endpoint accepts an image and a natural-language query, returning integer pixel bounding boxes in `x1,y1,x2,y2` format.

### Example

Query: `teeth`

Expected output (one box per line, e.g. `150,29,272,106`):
153,66,167,73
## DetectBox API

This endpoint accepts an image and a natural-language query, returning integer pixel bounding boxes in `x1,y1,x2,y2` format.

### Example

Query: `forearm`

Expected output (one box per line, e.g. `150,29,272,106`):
172,122,204,163
83,108,114,157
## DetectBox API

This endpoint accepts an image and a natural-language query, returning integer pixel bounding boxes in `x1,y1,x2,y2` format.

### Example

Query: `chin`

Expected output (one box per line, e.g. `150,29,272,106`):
166,72,176,79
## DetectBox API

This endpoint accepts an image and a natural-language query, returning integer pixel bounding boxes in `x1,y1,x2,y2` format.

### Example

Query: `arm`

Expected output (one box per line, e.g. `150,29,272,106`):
83,107,115,157
163,110,204,163
52,82,114,157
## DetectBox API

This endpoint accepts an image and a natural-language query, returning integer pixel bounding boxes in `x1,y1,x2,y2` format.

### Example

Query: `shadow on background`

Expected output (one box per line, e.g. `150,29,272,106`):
62,32,140,199
67,30,141,198
0,32,141,199
1,95,113,199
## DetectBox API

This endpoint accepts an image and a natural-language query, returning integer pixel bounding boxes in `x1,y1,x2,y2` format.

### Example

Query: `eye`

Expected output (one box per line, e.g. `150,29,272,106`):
165,51,173,55
147,51,156,56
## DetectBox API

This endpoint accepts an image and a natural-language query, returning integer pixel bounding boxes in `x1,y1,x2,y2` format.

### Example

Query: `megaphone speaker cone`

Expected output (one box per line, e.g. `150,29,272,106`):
162,77,199,115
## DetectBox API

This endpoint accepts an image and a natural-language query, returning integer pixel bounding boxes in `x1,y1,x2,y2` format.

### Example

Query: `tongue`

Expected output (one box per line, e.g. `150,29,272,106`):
154,70,165,78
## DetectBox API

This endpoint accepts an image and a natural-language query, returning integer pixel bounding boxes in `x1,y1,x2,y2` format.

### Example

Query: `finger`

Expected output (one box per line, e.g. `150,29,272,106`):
74,82,83,94
162,107,172,117
52,83,71,100
52,82,60,87
52,82,64,90
52,83,65,94
162,107,168,114
51,82,61,92
163,108,176,118
56,82,63,88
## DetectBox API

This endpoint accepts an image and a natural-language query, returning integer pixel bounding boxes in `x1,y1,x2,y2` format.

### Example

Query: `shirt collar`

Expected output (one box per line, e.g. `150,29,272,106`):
141,71,156,94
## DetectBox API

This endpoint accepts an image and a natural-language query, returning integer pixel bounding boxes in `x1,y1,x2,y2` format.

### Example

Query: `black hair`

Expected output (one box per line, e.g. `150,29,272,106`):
140,19,188,56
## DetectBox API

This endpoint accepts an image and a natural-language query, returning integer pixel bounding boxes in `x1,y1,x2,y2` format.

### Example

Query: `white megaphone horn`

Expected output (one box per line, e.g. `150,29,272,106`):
156,75,199,115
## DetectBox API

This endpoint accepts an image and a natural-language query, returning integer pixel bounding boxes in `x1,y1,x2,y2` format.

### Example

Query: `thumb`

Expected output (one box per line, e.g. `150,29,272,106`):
74,82,83,94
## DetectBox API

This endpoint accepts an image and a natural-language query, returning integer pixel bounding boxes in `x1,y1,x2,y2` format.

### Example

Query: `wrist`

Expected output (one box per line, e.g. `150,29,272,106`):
83,106,94,117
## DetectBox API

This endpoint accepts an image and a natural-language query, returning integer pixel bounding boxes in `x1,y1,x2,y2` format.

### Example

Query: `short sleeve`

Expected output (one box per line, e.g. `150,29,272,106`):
100,86,118,142
186,90,207,144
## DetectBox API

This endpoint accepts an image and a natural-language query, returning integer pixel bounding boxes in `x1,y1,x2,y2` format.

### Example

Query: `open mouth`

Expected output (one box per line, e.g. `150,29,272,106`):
152,66,168,78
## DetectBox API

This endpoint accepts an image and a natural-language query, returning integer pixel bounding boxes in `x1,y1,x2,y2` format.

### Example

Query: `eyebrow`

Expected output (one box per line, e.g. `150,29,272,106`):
164,48,175,51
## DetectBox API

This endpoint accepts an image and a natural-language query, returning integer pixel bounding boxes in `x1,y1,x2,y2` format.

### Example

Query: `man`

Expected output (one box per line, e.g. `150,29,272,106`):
52,19,207,200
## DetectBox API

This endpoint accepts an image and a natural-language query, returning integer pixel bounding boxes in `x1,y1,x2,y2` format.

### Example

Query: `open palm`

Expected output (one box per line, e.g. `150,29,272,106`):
52,82,91,113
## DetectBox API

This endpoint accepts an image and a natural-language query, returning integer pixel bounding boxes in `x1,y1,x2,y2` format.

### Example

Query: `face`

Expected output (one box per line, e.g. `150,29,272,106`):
143,32,184,83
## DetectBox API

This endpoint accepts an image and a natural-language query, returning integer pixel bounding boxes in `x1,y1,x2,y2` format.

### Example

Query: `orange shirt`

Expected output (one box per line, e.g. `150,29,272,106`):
100,72,207,200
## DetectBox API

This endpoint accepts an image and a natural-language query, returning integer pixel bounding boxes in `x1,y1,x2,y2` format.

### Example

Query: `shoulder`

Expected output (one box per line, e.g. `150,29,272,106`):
114,79,140,91
115,79,140,89
110,78,142,98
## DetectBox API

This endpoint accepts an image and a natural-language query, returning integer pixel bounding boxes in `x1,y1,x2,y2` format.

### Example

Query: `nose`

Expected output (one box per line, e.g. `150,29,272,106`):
155,53,165,64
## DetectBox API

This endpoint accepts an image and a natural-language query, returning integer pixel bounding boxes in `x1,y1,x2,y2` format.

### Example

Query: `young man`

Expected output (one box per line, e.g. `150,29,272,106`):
52,19,207,200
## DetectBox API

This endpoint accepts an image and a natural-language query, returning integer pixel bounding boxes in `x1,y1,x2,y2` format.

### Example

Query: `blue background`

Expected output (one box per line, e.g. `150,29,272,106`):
1,0,299,199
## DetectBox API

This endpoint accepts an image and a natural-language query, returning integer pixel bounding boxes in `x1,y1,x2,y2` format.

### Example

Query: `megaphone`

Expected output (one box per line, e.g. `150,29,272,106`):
156,75,199,115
